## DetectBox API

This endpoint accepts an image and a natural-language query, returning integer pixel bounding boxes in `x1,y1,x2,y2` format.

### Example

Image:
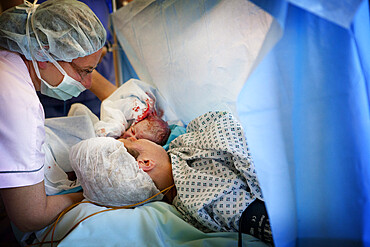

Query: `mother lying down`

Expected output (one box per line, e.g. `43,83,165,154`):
69,111,273,244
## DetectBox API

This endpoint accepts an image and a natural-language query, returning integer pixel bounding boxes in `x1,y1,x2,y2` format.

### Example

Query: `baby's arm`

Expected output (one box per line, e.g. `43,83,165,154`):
95,97,148,138
95,81,156,138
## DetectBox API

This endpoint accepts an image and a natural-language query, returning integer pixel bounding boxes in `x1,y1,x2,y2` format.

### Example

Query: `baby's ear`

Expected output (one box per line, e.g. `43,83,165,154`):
138,159,156,172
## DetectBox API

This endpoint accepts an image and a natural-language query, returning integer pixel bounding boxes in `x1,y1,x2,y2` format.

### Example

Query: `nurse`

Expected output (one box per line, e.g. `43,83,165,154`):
0,0,116,232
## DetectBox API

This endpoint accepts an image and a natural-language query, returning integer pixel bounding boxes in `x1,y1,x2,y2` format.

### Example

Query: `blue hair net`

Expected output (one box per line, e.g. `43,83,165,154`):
0,0,107,62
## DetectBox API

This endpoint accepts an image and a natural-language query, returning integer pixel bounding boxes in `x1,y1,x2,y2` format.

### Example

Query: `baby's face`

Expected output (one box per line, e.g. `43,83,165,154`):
121,119,156,142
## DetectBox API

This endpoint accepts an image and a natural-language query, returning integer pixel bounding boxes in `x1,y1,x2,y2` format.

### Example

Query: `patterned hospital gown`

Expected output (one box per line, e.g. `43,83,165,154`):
168,111,263,232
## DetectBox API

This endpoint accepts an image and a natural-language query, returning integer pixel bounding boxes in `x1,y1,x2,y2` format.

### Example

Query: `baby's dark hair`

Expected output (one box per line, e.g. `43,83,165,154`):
145,114,171,146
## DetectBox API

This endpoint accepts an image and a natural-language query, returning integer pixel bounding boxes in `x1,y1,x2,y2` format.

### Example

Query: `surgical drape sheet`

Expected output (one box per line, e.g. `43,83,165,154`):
238,1,370,247
111,0,273,124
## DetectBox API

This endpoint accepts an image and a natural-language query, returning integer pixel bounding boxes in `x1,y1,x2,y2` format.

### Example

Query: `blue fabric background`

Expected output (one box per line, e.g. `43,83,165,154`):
238,0,370,246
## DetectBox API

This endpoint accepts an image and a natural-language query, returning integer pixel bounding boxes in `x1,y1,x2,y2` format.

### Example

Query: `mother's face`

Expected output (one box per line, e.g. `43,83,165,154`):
118,138,173,191
118,138,169,166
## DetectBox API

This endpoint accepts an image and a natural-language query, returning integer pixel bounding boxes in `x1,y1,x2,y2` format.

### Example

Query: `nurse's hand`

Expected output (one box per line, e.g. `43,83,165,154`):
0,181,84,232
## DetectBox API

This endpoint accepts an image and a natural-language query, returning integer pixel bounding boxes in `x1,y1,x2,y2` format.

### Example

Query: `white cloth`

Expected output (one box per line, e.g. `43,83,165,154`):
68,103,99,125
94,79,155,138
43,113,96,195
69,137,162,207
0,50,45,188
169,111,263,232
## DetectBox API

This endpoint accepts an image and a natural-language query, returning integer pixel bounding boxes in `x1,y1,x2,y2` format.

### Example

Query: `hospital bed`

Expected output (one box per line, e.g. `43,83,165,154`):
20,0,370,246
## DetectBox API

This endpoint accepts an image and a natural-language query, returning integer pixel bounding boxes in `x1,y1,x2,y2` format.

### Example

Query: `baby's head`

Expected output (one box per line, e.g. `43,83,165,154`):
122,115,171,146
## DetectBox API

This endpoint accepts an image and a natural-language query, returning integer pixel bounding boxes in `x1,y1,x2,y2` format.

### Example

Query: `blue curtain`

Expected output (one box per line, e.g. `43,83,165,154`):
237,0,370,246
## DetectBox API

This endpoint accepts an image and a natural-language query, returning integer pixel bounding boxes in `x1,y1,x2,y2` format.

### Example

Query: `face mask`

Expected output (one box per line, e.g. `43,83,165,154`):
32,59,86,101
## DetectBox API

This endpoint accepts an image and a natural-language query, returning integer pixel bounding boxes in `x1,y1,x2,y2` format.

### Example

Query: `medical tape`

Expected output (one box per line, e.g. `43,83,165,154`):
28,184,175,247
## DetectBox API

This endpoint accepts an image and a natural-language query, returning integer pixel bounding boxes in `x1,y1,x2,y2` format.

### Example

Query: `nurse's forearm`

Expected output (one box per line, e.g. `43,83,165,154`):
0,181,84,232
90,70,117,101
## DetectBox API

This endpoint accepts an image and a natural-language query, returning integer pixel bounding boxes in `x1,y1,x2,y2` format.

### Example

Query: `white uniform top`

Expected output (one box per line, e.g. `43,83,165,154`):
0,50,45,188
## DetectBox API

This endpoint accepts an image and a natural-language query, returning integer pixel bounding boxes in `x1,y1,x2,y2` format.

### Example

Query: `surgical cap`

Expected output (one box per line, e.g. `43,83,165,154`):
70,137,162,207
0,0,106,62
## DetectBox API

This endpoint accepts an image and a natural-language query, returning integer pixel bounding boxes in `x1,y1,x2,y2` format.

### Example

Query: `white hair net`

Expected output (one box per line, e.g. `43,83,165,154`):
69,137,162,207
0,0,106,62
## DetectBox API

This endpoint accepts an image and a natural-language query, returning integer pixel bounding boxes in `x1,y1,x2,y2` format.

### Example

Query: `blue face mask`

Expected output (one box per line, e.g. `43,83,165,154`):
32,58,86,101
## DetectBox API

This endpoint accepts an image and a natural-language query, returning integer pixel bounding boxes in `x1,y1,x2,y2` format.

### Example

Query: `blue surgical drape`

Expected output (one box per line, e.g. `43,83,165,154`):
237,1,370,246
